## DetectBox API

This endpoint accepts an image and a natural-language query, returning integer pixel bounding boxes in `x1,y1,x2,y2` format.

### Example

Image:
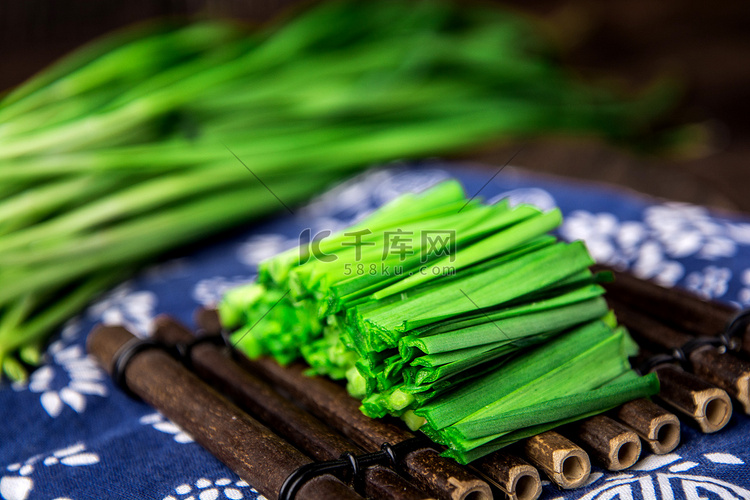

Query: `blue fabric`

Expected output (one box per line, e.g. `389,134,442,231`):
2,163,750,500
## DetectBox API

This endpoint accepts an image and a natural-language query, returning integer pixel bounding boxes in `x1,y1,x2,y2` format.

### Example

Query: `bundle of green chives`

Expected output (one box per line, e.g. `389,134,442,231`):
0,0,679,380
220,180,658,464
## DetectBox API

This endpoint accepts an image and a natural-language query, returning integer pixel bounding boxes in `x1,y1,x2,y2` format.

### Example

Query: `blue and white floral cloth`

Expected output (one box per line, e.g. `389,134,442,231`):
2,163,750,500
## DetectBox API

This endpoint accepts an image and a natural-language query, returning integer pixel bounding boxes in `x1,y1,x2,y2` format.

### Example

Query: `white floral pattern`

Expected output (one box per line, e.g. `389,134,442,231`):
736,269,750,306
644,204,737,260
237,235,297,268
163,477,260,500
301,170,389,219
15,340,107,418
193,276,256,307
560,201,750,290
1,443,100,500
140,412,194,444
685,266,733,299
574,451,749,500
86,282,157,337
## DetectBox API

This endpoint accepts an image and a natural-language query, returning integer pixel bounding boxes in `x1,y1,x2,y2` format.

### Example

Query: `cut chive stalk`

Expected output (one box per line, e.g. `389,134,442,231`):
222,180,657,464
372,208,562,299
400,298,609,355
450,372,659,440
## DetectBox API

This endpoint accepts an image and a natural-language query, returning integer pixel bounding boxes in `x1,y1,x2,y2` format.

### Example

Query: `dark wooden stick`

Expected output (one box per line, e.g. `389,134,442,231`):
652,364,733,433
565,416,641,471
522,431,590,489
244,353,544,500
689,348,750,413
473,453,541,500
194,306,223,335
243,357,407,449
196,307,543,500
596,266,740,342
609,298,750,413
612,398,680,454
238,357,491,500
86,325,361,500
195,310,493,499
153,315,358,460
196,307,224,335
152,315,431,500
608,298,693,348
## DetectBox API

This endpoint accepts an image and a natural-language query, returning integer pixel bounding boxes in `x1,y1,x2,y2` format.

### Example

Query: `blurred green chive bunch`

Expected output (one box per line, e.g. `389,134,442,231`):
0,0,678,380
